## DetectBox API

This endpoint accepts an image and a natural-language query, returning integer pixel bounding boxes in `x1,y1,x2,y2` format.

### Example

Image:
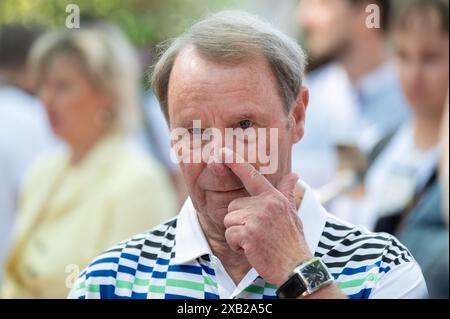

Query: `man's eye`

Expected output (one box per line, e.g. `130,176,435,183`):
188,127,203,135
239,119,253,130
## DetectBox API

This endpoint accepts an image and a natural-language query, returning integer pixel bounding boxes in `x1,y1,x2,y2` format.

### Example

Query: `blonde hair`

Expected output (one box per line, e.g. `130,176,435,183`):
30,23,141,132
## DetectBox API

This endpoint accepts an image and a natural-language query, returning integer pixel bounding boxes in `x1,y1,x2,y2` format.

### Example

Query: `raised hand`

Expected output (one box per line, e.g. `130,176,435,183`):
221,147,313,287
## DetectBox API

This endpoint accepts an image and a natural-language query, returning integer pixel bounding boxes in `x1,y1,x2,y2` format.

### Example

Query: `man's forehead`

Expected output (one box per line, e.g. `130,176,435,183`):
169,46,268,88
168,46,282,123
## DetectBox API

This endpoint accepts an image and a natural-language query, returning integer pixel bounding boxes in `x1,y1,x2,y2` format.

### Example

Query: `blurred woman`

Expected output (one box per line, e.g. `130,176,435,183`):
1,24,177,298
366,0,448,298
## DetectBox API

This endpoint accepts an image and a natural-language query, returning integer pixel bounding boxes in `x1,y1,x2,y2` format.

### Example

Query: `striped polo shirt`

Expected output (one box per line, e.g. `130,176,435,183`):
69,182,427,299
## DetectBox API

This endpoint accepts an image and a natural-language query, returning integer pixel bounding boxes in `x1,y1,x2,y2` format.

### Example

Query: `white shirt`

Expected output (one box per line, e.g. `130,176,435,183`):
292,62,410,188
332,123,441,230
173,180,428,299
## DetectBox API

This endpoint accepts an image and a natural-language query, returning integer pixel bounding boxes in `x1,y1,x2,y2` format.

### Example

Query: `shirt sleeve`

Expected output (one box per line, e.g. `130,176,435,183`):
369,261,428,299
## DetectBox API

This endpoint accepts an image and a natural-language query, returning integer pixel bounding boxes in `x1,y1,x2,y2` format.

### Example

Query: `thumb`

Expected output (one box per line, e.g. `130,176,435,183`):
277,173,300,205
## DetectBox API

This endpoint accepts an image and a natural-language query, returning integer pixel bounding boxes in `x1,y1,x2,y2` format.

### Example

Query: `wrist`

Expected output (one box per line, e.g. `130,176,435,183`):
276,257,334,299
276,252,313,287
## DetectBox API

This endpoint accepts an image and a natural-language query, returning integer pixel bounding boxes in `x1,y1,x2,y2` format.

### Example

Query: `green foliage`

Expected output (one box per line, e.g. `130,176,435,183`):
0,0,238,47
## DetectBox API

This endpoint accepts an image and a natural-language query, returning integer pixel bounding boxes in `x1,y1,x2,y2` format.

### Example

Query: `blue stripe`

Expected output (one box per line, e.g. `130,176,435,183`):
99,284,122,299
137,263,153,273
168,264,203,275
131,291,148,299
379,266,391,274
87,269,117,279
200,263,215,276
165,293,197,299
205,292,219,299
90,257,119,267
347,288,372,299
333,261,391,279
156,258,170,265
152,271,167,279
122,253,139,262
118,265,136,275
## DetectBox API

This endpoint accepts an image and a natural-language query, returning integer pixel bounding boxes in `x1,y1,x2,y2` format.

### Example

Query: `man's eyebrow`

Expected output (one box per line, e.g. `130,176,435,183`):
173,115,204,128
226,108,271,123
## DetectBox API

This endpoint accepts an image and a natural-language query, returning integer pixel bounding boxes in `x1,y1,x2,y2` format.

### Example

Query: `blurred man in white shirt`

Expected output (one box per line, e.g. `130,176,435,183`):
293,0,410,190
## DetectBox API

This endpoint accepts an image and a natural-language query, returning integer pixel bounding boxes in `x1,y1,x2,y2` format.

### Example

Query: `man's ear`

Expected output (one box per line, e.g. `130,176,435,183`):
290,86,309,144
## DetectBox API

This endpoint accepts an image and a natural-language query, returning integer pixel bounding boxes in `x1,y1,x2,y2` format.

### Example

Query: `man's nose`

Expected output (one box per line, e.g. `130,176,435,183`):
205,139,231,176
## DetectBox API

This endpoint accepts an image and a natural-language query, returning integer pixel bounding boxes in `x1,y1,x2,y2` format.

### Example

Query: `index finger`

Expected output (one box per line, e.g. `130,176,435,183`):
221,147,275,196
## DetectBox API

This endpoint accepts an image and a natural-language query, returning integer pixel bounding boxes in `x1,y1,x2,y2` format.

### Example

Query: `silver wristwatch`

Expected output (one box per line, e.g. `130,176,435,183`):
276,257,334,299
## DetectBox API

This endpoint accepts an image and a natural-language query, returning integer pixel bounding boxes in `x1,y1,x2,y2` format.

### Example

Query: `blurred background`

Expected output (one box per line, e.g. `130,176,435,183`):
0,0,448,299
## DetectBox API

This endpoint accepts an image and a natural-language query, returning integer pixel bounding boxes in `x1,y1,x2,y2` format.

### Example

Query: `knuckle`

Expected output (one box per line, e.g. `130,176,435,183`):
244,221,258,237
223,214,232,228
224,227,236,242
265,197,280,212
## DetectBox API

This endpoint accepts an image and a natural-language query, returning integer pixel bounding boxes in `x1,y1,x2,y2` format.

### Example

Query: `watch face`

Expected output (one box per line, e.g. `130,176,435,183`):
301,259,332,290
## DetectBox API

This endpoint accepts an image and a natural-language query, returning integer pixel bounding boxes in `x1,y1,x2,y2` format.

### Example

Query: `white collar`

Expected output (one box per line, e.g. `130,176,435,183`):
173,180,328,265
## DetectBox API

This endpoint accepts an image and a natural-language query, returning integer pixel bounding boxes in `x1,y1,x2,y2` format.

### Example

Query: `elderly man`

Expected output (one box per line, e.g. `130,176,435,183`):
70,11,427,299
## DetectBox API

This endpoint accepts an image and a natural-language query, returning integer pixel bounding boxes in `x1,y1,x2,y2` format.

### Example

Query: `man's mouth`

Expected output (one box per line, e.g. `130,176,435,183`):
206,186,245,193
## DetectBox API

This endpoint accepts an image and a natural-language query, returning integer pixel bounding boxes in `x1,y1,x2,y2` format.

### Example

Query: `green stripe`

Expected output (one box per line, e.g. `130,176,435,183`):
244,284,264,295
203,275,218,288
166,278,204,291
149,285,165,293
134,277,149,286
337,273,379,289
87,284,100,293
116,280,133,289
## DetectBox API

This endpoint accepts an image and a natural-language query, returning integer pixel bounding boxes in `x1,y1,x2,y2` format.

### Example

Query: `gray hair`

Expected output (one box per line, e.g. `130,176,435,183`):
151,10,307,122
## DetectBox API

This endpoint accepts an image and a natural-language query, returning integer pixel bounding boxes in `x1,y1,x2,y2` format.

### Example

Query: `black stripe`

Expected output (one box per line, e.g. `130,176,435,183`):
144,239,172,253
165,232,175,241
140,251,157,260
142,239,174,253
324,253,383,268
147,229,176,242
144,240,162,248
336,234,391,247
163,218,177,227
325,221,353,231
161,244,174,253
325,243,387,258
389,239,412,258
151,230,165,236
321,230,351,242
317,241,334,251
314,251,324,258
125,243,143,250
383,248,411,264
